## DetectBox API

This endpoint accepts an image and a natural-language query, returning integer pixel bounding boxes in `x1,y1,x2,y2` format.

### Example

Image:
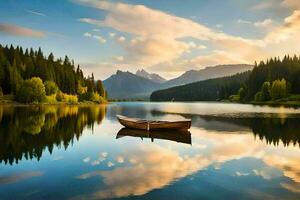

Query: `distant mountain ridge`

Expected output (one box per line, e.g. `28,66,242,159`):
162,64,253,88
136,69,166,83
103,64,253,99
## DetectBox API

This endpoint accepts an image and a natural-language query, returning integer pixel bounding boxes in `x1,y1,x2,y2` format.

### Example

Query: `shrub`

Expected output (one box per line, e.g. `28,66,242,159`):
229,95,240,102
255,91,263,102
45,94,57,103
271,79,287,100
56,91,78,103
44,81,59,95
17,77,46,103
79,92,106,103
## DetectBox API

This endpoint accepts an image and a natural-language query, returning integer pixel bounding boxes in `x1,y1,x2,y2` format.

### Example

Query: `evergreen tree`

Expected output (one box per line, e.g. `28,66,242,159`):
261,82,271,101
96,80,105,97
0,44,106,103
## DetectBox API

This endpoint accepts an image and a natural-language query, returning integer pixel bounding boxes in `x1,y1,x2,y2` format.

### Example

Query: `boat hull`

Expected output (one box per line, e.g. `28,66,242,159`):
117,115,191,130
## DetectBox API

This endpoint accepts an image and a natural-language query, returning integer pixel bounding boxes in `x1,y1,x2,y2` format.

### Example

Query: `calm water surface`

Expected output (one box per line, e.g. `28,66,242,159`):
1,102,300,200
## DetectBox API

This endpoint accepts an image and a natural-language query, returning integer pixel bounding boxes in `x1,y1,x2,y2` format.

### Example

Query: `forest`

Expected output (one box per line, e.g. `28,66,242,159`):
0,44,106,103
151,55,300,105
236,55,300,104
150,71,251,101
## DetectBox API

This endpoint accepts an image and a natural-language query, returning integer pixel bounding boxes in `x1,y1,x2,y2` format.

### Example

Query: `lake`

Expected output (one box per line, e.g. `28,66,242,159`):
0,102,300,200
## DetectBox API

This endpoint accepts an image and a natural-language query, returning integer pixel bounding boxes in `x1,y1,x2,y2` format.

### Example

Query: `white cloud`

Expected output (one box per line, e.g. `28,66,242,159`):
91,160,100,166
83,157,91,163
101,152,108,157
93,28,100,32
93,35,106,43
83,32,92,37
109,32,116,37
254,19,273,28
198,45,207,50
117,36,126,42
25,9,46,17
237,19,252,24
114,56,124,61
107,161,115,167
216,24,223,28
84,32,106,43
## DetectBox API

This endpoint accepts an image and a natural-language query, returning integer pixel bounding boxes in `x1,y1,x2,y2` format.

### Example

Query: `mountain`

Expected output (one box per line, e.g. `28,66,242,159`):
162,64,253,88
150,71,251,102
104,64,253,100
136,69,166,83
103,70,160,99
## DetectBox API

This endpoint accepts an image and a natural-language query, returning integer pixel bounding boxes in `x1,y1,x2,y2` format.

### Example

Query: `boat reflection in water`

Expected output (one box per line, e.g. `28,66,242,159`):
116,128,192,145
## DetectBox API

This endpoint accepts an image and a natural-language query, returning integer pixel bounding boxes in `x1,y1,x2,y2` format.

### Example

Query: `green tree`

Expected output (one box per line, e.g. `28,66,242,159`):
238,87,246,102
261,81,271,101
255,91,263,102
96,80,105,97
44,81,58,95
271,79,287,100
9,62,23,94
17,77,46,103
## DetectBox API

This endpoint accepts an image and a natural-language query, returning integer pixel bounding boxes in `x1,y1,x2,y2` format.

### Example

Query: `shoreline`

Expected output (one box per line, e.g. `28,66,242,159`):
0,100,108,106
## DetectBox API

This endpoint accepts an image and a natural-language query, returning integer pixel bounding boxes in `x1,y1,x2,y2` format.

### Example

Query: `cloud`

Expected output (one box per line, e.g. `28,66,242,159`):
181,50,250,68
198,45,207,50
25,9,46,17
76,0,300,79
264,10,300,43
73,125,300,199
282,0,300,9
116,156,124,163
237,19,252,24
93,35,106,43
83,157,91,163
83,32,106,43
122,36,189,65
0,171,43,185
254,19,273,28
76,0,260,67
253,1,275,10
109,32,116,37
83,32,92,37
107,161,115,167
101,152,108,157
114,56,124,61
117,36,126,42
75,145,209,199
91,160,101,166
0,23,45,37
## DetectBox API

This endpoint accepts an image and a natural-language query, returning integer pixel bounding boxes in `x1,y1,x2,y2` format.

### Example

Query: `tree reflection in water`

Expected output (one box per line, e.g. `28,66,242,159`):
192,115,300,147
0,105,106,165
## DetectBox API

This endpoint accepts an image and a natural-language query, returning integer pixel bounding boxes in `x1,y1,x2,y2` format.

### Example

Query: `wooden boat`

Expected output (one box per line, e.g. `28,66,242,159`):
116,115,191,130
117,128,192,145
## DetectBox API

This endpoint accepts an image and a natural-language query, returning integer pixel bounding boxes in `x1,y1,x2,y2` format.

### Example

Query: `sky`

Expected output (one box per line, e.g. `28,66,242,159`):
0,0,300,80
